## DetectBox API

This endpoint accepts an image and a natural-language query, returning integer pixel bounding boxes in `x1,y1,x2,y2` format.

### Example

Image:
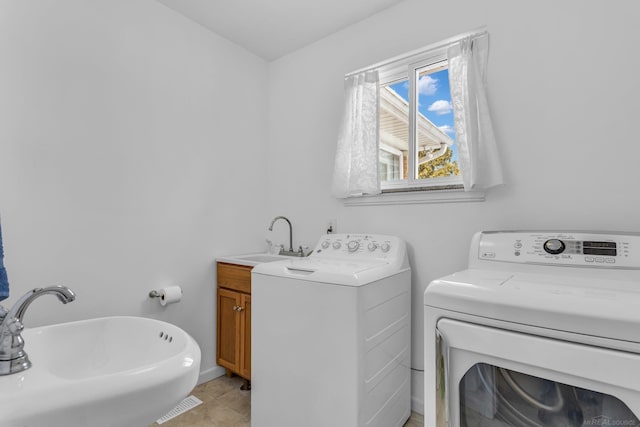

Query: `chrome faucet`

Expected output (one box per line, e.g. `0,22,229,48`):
0,286,76,375
268,216,306,257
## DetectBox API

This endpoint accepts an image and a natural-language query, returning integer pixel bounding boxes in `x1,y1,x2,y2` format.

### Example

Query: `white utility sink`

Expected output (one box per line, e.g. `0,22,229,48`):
0,316,201,427
217,252,300,267
234,254,288,263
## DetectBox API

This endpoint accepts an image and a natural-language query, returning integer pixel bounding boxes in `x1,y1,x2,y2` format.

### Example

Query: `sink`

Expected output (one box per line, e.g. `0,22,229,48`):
236,254,289,263
217,252,299,267
0,316,201,427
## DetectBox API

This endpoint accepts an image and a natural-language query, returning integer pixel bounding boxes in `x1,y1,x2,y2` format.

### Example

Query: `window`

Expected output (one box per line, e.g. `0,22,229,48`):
332,30,502,203
378,47,462,192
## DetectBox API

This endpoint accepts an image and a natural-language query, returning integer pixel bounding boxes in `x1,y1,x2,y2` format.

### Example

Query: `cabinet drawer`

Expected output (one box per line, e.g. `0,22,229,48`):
217,262,252,294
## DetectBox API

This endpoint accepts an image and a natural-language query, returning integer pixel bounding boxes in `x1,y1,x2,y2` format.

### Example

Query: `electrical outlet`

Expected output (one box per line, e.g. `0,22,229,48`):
327,219,337,234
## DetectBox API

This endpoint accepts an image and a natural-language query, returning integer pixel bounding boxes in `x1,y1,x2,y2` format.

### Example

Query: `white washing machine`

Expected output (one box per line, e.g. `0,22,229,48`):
424,231,640,427
251,233,411,427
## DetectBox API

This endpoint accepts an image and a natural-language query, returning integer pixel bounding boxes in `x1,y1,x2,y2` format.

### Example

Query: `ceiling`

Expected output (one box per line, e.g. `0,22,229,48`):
156,0,406,61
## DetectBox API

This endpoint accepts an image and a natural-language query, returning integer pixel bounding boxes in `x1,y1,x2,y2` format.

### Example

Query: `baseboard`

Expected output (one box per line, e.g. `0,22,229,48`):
198,365,226,385
411,369,424,415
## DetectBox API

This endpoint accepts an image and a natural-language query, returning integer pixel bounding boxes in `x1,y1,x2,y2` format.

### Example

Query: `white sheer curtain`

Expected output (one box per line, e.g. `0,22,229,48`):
448,33,503,191
331,70,380,198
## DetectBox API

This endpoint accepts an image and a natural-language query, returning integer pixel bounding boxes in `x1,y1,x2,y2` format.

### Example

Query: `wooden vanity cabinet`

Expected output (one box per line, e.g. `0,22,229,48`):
216,262,252,383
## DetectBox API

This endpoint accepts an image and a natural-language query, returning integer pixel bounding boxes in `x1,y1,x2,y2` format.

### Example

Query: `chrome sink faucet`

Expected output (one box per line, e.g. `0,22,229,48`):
0,286,76,375
268,216,305,257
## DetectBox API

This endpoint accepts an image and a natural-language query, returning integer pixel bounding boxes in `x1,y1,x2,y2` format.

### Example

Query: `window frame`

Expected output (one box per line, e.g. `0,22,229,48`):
379,143,404,182
378,47,464,193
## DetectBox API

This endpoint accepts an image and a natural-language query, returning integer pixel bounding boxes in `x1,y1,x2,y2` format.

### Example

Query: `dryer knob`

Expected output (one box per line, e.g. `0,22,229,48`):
368,242,378,251
381,243,391,253
321,241,330,249
332,241,342,249
347,240,360,252
543,239,565,255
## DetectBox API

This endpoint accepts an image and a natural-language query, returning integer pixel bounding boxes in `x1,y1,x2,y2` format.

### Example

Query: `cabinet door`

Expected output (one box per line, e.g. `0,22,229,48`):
217,288,241,372
239,293,251,379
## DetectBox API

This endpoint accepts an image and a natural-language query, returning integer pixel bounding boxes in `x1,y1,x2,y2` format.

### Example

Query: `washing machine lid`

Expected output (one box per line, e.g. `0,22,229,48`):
425,268,640,343
252,257,404,286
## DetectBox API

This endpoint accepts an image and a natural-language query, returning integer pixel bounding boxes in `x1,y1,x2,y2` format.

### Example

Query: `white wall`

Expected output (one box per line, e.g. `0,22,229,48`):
0,0,269,382
267,0,640,412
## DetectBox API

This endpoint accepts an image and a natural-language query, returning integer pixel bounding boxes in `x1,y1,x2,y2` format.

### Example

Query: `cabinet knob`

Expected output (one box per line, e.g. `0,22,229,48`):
233,305,244,312
236,306,244,312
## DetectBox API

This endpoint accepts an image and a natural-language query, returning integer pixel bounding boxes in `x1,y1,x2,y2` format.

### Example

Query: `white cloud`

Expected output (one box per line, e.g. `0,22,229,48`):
428,100,452,115
418,75,438,95
438,124,455,135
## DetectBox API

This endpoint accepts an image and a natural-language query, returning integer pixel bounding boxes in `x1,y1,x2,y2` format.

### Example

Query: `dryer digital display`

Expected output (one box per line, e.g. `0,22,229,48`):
583,241,617,256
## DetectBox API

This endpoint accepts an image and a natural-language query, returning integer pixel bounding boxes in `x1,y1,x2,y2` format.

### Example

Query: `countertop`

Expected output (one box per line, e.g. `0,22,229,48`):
216,252,292,267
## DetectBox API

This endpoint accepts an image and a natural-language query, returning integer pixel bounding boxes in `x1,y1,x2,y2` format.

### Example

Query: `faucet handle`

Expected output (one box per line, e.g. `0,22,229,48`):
4,318,23,335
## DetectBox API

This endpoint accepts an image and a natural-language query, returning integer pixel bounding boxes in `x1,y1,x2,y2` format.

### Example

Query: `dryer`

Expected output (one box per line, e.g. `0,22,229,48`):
251,233,411,427
425,231,640,427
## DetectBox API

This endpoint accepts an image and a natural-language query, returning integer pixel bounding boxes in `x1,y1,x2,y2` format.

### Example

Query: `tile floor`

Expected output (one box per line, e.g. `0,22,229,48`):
151,375,424,427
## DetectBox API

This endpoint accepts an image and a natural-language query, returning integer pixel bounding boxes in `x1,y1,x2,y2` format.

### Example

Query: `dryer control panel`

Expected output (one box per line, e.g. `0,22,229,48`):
475,231,640,269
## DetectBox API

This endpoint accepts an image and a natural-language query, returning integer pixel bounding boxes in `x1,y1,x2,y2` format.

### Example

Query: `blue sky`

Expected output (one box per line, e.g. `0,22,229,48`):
389,69,458,162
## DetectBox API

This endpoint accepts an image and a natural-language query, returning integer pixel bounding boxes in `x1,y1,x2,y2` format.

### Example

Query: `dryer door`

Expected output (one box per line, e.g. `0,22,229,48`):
436,319,640,427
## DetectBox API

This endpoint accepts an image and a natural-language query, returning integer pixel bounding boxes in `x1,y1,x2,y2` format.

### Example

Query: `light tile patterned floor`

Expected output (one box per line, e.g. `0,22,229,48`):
151,375,250,427
151,375,424,427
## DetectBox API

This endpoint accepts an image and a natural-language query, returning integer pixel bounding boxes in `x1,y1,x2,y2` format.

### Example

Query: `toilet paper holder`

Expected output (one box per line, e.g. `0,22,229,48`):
148,287,183,306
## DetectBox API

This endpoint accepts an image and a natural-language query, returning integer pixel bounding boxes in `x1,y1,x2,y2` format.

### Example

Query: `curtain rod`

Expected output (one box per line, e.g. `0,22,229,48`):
345,27,488,78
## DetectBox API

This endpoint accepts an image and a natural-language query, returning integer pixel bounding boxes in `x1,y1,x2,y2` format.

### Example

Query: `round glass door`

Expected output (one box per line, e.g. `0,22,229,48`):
461,363,640,427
